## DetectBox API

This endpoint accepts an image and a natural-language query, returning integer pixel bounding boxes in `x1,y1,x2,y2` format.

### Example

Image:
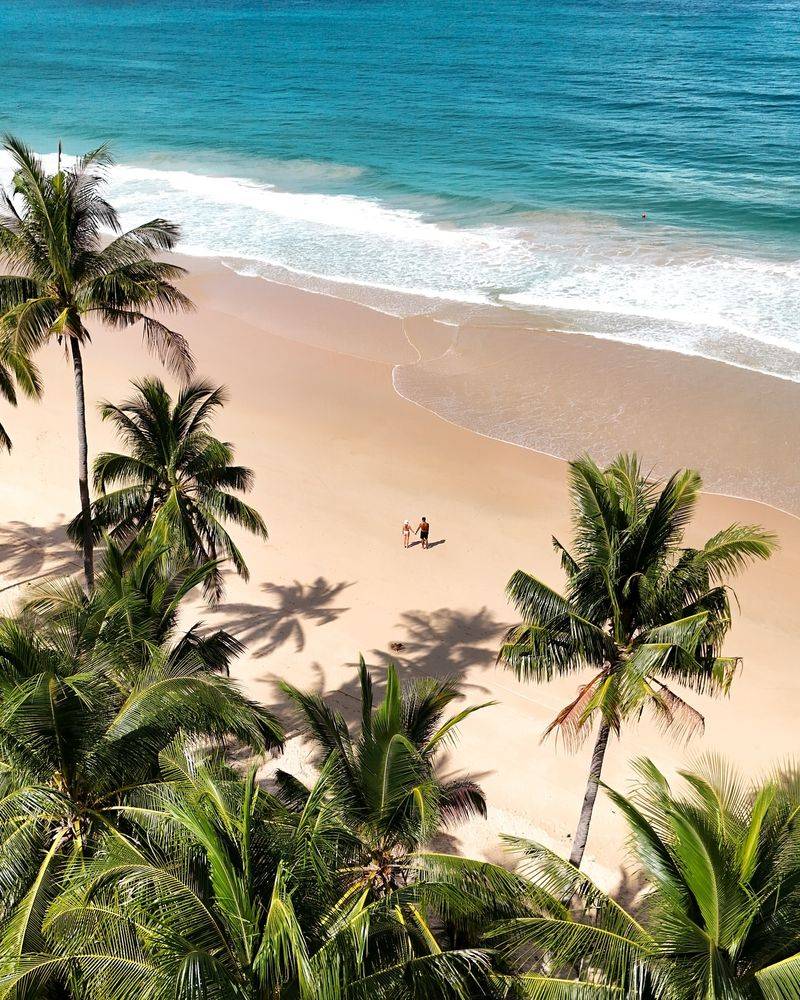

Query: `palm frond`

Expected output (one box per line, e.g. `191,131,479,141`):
756,952,800,1000
688,524,778,582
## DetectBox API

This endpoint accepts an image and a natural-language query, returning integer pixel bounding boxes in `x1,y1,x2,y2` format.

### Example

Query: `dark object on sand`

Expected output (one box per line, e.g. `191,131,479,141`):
389,641,404,652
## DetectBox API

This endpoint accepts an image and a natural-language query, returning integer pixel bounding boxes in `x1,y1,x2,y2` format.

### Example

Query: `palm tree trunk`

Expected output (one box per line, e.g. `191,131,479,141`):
69,337,94,590
569,719,611,868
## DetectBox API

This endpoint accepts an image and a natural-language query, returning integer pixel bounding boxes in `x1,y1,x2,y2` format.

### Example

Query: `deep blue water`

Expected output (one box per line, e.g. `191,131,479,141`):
1,0,799,376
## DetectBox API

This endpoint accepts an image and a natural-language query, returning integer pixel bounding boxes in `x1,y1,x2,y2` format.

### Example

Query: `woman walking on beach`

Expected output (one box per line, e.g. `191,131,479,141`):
402,519,412,548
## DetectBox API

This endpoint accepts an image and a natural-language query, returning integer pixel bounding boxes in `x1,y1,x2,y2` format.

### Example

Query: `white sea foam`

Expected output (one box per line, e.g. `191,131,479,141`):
1,150,798,381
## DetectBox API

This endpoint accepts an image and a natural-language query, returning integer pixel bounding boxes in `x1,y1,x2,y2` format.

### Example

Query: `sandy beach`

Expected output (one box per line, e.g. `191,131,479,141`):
1,256,799,888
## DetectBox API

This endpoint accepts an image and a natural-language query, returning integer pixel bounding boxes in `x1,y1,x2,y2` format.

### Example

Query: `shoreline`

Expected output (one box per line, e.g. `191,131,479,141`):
390,314,800,524
1,255,799,890
213,252,800,391
186,254,800,516
9,144,799,387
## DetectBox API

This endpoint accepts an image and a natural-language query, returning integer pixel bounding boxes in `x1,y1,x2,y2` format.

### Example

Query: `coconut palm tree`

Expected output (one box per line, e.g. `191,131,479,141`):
498,454,776,868
0,135,193,589
23,531,246,674
279,659,492,896
491,756,800,1000
21,743,499,1000
68,376,267,601
0,555,283,982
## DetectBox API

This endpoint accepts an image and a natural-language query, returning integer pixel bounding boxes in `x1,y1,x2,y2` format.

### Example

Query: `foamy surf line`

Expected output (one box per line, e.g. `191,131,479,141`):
2,149,799,382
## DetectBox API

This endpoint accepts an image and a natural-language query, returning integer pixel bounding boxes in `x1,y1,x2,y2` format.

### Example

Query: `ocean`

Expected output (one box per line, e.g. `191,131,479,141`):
1,0,799,380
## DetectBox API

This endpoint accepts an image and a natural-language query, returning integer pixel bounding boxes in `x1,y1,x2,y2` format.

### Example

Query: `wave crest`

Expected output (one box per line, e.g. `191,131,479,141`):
1,149,798,381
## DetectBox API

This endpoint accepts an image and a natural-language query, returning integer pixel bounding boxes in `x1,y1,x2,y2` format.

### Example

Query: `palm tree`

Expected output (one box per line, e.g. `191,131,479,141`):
280,659,492,896
0,551,283,981
0,135,193,589
20,743,499,1000
498,454,776,868
491,756,800,1000
68,376,267,601
24,531,245,674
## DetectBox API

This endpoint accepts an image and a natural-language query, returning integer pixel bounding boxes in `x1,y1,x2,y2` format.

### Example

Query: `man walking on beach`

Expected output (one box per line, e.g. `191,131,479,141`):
416,516,430,549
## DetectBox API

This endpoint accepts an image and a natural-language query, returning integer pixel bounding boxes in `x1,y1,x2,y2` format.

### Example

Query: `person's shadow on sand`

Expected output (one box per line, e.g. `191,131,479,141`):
408,538,446,549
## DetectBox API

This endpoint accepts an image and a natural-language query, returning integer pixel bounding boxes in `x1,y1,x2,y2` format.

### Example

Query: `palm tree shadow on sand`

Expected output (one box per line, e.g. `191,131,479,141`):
374,605,506,681
0,520,80,590
212,578,353,658
271,606,507,734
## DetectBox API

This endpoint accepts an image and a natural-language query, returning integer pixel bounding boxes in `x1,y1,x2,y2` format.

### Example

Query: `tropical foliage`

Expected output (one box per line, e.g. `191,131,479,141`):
0,135,193,587
68,376,268,601
0,537,521,1000
280,659,492,896
26,532,248,670
498,453,776,866
0,541,282,987
0,342,39,451
12,742,513,1000
492,756,800,1000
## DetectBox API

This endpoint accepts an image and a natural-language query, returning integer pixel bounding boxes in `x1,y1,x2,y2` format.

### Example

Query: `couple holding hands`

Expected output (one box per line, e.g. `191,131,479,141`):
402,517,430,549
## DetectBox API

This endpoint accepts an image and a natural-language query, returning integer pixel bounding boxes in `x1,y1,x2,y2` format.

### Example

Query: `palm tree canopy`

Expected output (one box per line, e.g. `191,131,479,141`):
280,659,492,889
0,135,193,375
6,742,502,1000
0,543,283,979
22,532,247,674
68,376,268,600
499,454,777,744
491,756,800,1000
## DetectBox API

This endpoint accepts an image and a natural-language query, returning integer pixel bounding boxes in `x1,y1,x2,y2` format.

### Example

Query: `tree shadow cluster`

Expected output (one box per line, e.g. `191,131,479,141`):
0,520,79,590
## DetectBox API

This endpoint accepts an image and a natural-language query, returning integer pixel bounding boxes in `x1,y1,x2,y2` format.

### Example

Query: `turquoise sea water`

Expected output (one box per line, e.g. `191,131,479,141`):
1,0,799,376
